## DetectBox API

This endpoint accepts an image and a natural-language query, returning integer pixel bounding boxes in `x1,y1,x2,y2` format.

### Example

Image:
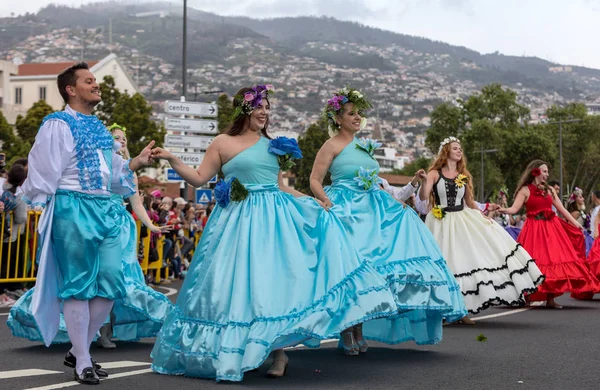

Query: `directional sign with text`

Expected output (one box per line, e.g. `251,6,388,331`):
165,118,218,134
165,168,183,182
171,152,205,165
165,101,218,117
165,135,214,150
196,189,213,204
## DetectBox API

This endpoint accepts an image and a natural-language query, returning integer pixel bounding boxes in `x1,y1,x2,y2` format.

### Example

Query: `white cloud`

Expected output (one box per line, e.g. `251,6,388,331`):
1,0,599,68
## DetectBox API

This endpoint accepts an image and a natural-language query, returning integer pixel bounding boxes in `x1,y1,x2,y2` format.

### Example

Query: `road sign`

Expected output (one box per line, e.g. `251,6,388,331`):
164,101,218,117
165,118,218,134
171,152,204,165
165,135,214,149
208,175,218,184
196,189,213,204
165,168,183,182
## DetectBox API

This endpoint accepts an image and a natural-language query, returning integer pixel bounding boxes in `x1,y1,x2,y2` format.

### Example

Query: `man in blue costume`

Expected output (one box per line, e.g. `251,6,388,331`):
20,62,155,385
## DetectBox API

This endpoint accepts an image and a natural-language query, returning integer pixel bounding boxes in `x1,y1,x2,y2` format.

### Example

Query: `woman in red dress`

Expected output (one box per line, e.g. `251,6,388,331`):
499,160,600,308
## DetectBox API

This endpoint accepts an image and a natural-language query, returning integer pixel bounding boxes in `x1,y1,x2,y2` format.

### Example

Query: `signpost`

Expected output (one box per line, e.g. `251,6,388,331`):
165,118,218,134
164,101,218,117
165,134,214,149
195,189,213,204
163,97,219,202
170,152,204,165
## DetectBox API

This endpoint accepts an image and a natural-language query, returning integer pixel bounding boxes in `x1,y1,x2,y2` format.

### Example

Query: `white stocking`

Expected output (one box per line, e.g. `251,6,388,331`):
63,299,91,375
87,297,114,349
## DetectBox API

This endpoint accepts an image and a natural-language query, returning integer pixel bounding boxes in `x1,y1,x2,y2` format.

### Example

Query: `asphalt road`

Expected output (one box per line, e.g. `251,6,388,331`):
1,283,599,390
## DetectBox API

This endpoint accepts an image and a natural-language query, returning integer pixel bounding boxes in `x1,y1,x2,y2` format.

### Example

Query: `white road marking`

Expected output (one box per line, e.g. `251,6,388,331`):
97,361,150,369
0,312,9,316
154,286,177,296
0,369,62,379
471,307,531,321
24,368,153,390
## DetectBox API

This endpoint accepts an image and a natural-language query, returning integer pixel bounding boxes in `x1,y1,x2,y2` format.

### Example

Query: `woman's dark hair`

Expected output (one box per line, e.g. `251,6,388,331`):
566,201,579,213
182,203,191,214
143,194,153,210
7,164,26,192
224,87,271,138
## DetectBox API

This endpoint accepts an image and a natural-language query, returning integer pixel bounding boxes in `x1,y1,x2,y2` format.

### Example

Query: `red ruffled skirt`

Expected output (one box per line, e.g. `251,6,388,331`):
571,237,600,299
518,217,600,301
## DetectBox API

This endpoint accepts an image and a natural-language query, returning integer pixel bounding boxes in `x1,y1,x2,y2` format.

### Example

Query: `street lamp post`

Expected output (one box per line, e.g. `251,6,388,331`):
478,147,498,203
546,118,582,202
182,0,187,99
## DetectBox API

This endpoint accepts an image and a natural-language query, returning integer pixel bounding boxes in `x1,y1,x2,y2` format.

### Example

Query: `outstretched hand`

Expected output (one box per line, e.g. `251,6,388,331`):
151,147,175,161
134,141,156,167
415,169,427,181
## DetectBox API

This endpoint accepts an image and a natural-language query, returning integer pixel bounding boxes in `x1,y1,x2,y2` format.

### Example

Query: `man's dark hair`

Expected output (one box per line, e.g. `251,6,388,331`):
57,62,90,103
547,180,560,187
12,157,28,168
593,190,600,199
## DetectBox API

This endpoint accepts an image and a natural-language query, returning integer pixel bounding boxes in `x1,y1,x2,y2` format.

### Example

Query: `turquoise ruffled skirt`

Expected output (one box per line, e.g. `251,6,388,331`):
326,181,468,345
150,184,397,382
7,199,172,343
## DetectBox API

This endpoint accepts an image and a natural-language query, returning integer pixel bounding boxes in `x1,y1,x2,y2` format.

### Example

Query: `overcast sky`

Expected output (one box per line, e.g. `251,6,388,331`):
2,0,599,69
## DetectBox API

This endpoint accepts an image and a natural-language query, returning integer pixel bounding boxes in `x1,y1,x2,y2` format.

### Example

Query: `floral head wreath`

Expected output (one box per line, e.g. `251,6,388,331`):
492,186,509,201
438,136,460,154
568,187,583,203
231,84,274,121
107,123,126,136
323,87,372,137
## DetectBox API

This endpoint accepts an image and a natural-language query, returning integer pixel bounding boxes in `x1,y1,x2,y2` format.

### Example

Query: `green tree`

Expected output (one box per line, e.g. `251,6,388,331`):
394,156,432,176
15,100,55,145
216,93,233,133
95,75,122,124
542,104,600,197
426,83,536,201
292,119,330,195
110,93,166,159
0,110,30,163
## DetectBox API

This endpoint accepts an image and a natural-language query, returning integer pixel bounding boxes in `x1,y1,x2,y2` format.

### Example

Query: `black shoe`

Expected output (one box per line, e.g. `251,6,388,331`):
64,352,109,378
74,366,100,385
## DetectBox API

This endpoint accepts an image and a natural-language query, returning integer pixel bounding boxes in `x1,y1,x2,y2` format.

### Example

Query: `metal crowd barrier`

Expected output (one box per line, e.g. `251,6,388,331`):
0,210,201,286
0,210,40,283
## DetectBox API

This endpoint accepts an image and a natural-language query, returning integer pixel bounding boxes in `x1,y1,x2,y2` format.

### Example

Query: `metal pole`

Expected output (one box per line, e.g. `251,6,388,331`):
182,0,189,200
182,0,187,99
546,118,581,204
559,120,563,202
480,147,484,203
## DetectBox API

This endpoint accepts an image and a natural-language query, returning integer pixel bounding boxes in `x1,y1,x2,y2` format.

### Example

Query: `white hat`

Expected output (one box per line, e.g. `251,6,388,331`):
174,197,186,205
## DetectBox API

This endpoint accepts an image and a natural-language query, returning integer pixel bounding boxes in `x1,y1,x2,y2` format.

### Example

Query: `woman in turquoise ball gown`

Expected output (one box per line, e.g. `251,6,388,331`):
148,85,398,382
7,125,173,349
310,87,468,353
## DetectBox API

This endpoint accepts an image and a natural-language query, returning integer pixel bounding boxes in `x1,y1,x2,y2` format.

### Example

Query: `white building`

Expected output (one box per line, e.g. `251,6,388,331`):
1,54,138,124
373,147,405,172
586,103,600,116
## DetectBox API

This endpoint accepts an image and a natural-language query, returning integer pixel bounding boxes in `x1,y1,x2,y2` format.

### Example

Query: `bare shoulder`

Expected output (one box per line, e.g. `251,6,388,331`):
324,136,350,156
319,138,339,154
518,185,531,197
426,170,440,180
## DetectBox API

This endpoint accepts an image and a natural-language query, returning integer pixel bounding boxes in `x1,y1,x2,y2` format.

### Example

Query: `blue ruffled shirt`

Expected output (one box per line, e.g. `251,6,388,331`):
21,105,136,207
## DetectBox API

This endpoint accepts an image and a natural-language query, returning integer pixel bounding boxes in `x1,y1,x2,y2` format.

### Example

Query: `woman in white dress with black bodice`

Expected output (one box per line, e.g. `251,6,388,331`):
418,137,545,321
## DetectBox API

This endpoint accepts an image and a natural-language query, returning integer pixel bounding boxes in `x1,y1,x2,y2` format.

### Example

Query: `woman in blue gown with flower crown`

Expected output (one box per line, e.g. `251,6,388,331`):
148,85,398,382
7,125,173,347
310,88,468,353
